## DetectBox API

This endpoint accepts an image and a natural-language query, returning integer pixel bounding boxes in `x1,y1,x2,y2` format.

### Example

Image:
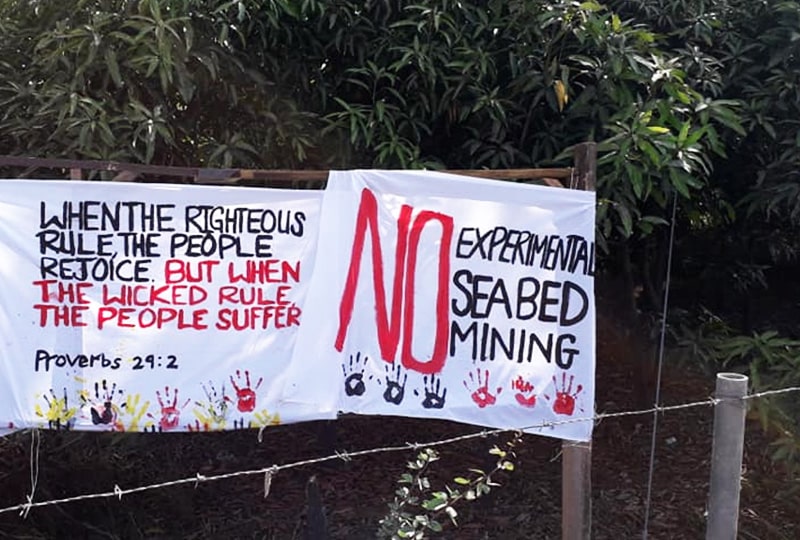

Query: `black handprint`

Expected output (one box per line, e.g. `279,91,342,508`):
233,418,251,430
420,375,447,409
383,363,407,405
342,352,368,397
85,380,122,425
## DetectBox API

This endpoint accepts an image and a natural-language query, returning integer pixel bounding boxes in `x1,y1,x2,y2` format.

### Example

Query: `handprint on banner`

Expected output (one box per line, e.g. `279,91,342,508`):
230,408,280,431
342,352,370,397
186,419,210,432
34,388,77,430
229,370,263,413
193,382,230,431
550,373,583,416
251,409,282,428
463,369,502,408
119,394,153,432
511,375,538,408
383,363,408,405
414,375,447,409
150,387,190,431
80,380,123,426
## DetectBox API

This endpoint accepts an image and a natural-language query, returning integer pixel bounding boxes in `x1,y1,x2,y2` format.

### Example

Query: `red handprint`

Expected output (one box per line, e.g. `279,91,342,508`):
551,373,583,416
463,369,502,408
511,375,537,408
154,387,190,431
186,419,210,432
229,370,263,413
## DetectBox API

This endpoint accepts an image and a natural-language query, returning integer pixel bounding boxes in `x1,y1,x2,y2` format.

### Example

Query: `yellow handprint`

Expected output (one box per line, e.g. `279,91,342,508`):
191,382,230,431
118,393,153,432
34,388,77,430
191,409,228,431
251,408,281,428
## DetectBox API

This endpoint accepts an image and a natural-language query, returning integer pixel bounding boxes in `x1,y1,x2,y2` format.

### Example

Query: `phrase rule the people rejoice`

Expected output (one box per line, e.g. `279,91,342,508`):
32,199,308,332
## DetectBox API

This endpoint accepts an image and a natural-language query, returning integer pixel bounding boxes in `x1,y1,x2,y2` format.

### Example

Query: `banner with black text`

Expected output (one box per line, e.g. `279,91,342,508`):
279,170,596,441
0,180,330,432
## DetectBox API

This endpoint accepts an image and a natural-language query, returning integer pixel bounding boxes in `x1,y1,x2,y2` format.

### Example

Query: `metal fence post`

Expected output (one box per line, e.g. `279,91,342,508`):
706,372,749,540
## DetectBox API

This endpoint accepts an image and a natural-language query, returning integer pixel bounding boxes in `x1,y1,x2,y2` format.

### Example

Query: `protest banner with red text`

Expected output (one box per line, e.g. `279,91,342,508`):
0,180,329,432
280,170,596,441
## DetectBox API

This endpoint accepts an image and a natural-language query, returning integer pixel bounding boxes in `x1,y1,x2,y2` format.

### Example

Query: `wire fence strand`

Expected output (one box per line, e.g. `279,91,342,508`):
1,386,798,518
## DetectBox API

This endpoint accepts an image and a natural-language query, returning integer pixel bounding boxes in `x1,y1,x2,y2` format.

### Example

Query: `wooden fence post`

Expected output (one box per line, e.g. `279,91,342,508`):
562,142,596,540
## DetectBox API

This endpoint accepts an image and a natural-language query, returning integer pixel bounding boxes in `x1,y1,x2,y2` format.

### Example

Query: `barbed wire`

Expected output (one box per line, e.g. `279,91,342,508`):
1,385,798,518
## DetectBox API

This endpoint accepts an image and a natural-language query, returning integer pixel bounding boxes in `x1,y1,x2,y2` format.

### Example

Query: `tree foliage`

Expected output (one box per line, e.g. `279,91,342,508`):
0,0,743,248
0,0,319,167
609,0,800,278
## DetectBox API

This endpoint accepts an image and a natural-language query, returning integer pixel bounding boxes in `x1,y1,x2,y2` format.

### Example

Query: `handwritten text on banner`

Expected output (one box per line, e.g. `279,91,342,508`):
0,181,328,432
279,170,596,442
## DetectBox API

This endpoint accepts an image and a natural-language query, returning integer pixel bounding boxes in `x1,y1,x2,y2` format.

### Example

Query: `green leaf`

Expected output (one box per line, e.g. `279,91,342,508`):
421,496,447,511
425,519,443,533
445,506,458,524
637,139,661,165
670,169,691,199
640,216,669,226
626,164,644,199
678,121,690,146
615,203,633,237
579,1,604,11
105,48,122,87
611,14,621,32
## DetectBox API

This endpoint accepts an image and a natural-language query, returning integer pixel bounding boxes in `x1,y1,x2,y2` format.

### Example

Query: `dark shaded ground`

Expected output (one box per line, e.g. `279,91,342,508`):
0,353,798,539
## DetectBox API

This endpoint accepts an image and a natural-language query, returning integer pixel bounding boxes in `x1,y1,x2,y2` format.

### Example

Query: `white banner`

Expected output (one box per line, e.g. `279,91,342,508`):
280,171,596,441
0,180,330,432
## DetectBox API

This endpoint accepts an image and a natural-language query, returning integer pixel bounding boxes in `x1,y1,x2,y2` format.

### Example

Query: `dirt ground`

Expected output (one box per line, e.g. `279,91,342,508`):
0,354,798,539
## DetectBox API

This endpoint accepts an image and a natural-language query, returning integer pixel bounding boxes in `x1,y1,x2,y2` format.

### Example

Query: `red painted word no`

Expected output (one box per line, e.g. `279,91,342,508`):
335,188,453,375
